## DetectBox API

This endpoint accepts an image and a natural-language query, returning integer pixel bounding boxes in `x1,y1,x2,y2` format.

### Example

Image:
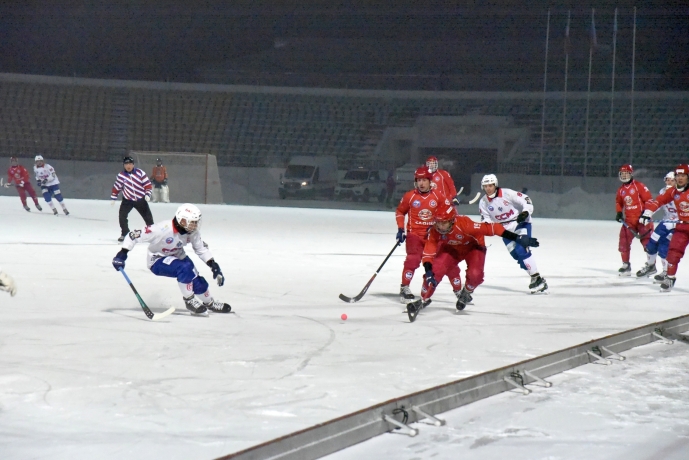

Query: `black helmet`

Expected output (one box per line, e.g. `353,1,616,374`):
156,158,162,166
123,156,134,165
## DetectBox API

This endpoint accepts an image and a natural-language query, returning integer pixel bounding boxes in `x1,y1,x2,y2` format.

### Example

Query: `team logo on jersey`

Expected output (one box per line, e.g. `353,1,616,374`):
675,194,681,200
412,200,421,208
624,196,633,206
430,200,437,207
452,278,461,286
621,191,626,196
503,201,510,206
404,271,413,280
679,202,689,213
630,189,636,195
177,242,183,248
488,206,494,211
418,209,433,221
498,207,503,211
165,237,174,244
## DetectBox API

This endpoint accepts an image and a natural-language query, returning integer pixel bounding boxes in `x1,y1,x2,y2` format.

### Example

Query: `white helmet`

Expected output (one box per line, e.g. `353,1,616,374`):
175,203,202,232
481,174,498,187
34,155,44,163
665,171,676,181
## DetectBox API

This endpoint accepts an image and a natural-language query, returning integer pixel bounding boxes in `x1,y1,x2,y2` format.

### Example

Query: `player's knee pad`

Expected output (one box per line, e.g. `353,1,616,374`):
54,192,63,202
174,258,198,284
192,276,209,295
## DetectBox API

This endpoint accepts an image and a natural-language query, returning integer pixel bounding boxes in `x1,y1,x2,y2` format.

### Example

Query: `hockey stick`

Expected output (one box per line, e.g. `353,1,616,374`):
468,192,481,204
118,268,175,320
621,221,652,240
339,241,401,303
456,186,464,196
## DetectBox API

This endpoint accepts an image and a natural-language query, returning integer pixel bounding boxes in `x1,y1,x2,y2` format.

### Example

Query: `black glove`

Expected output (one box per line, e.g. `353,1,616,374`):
207,259,224,286
616,211,623,223
516,235,539,248
162,179,168,186
112,249,128,271
452,197,460,206
424,263,438,288
517,211,530,223
396,228,406,244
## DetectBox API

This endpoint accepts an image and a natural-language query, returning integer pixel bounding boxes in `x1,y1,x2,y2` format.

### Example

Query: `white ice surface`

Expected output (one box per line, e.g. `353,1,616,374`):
1,196,688,459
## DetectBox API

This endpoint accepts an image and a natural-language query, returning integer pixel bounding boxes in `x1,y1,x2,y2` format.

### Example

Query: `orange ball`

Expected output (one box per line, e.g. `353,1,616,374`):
341,313,348,320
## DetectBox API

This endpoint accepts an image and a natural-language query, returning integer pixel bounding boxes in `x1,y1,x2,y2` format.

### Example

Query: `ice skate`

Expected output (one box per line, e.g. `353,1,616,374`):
184,296,208,316
399,284,415,303
618,262,631,277
117,235,126,243
52,208,58,216
529,273,548,294
635,263,657,278
23,205,30,212
406,298,431,322
659,275,676,293
204,299,232,313
62,207,69,216
454,288,473,311
35,203,42,211
653,270,667,284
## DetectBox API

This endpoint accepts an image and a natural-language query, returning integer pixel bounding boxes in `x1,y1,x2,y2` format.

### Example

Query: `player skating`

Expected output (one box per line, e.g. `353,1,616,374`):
0,268,17,297
396,166,462,302
478,174,548,293
111,156,155,242
406,202,539,319
151,158,170,203
615,164,654,276
5,156,42,211
636,171,677,279
426,156,458,203
33,155,69,215
111,203,231,315
640,164,689,292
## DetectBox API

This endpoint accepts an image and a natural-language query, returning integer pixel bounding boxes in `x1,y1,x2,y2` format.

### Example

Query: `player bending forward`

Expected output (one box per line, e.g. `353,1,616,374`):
479,174,547,293
0,268,17,297
407,202,539,316
640,164,689,292
34,155,69,215
111,203,231,315
615,164,653,276
636,171,677,280
5,157,42,211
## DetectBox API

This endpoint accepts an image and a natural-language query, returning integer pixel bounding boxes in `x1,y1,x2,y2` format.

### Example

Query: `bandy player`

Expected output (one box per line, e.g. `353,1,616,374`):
425,156,458,203
615,164,653,276
395,166,462,303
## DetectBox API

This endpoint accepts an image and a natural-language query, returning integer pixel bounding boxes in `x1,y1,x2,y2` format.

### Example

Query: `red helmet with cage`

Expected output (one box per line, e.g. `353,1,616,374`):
426,156,439,173
434,201,457,234
618,164,633,182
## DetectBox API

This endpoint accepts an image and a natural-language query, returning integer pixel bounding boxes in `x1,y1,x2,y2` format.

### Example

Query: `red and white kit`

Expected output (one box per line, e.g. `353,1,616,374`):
615,172,653,264
6,158,40,210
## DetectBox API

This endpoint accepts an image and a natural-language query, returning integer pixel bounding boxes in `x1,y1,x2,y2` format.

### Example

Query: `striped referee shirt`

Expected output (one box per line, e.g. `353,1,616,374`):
111,168,153,201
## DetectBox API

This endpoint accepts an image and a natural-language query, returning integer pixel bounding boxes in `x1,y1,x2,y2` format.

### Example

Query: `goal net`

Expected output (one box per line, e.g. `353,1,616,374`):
131,151,224,204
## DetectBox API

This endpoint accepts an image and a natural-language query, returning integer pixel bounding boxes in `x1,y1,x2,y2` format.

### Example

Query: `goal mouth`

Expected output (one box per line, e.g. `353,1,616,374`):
131,151,224,204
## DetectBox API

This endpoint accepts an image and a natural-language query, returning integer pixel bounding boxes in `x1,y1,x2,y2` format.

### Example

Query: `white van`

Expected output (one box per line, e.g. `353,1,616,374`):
279,156,338,199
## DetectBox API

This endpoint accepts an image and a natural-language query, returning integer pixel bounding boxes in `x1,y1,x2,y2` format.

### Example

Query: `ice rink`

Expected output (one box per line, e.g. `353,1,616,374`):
1,196,688,459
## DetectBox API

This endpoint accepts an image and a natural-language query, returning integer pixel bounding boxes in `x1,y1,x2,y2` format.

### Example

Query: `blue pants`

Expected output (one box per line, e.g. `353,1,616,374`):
646,221,675,259
151,257,208,295
41,183,64,203
502,222,532,270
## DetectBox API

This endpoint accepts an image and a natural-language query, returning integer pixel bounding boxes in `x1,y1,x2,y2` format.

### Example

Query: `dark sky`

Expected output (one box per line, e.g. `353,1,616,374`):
0,2,687,89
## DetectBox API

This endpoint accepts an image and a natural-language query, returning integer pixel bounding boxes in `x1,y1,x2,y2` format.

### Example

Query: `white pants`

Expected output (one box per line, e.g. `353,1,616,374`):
152,185,170,203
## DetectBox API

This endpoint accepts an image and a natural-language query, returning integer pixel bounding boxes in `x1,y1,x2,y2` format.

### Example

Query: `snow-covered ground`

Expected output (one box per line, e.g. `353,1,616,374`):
1,196,687,459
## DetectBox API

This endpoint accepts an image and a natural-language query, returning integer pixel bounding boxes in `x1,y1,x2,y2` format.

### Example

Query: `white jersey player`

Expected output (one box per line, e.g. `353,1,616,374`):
478,174,548,293
33,155,69,215
0,268,17,297
112,203,231,315
638,172,678,280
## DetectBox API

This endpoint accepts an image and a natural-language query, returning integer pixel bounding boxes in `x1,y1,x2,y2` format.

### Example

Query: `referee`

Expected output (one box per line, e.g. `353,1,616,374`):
111,156,154,242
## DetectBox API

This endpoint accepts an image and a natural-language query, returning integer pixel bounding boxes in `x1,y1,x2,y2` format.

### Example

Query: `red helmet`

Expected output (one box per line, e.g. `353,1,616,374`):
414,165,433,181
618,164,633,182
675,164,689,176
426,156,439,173
434,201,457,234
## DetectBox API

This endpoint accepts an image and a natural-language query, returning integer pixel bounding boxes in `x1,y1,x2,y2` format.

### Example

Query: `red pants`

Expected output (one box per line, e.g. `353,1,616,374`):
666,223,689,276
15,183,38,206
619,220,653,263
401,233,460,290
421,245,487,300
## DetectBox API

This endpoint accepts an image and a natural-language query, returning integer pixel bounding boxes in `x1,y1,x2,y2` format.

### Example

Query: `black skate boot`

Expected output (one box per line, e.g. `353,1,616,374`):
52,208,58,216
454,288,473,311
35,203,42,211
653,270,667,284
636,263,657,278
117,235,126,243
204,299,232,313
406,298,431,322
184,296,208,316
618,262,631,277
660,275,676,293
62,207,69,216
23,205,30,212
529,273,548,294
399,284,415,304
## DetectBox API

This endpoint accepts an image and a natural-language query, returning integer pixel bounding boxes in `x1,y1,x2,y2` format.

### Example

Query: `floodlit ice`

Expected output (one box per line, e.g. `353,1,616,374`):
1,196,687,459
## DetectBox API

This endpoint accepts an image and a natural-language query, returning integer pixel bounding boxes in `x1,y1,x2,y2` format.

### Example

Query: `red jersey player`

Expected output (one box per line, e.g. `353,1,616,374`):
406,202,539,317
615,164,653,276
640,164,689,292
395,166,461,302
426,156,458,203
4,157,42,212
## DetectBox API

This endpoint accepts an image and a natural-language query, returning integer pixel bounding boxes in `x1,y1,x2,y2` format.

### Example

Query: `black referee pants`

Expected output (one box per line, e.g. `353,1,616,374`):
119,199,154,236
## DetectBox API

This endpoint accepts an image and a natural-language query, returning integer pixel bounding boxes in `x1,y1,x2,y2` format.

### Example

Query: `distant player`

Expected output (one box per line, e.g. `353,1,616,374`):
478,174,548,293
5,156,41,212
111,156,154,242
396,166,462,303
426,156,458,203
615,164,653,276
0,268,17,297
640,164,689,292
111,203,231,315
636,171,677,279
33,155,69,216
407,202,539,315
151,158,170,203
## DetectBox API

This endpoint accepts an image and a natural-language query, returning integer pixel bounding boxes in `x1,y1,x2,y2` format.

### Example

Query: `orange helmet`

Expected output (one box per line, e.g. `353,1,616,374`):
675,164,689,176
414,165,433,181
434,201,457,234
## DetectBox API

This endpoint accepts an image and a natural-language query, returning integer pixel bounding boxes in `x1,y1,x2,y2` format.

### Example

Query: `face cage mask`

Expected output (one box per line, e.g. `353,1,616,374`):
426,160,438,173
619,171,632,182
435,219,454,234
